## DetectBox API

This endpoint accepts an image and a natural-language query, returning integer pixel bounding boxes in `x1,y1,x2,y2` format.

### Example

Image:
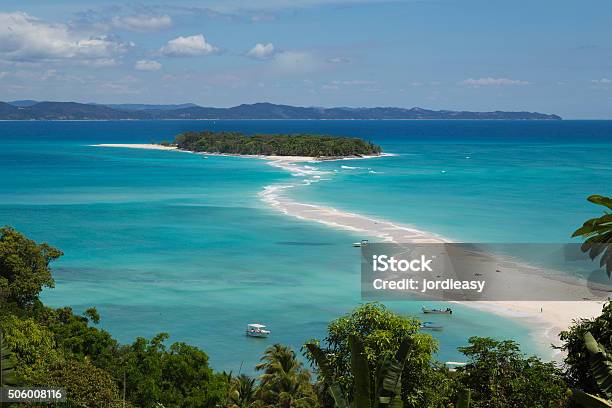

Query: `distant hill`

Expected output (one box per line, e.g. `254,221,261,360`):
7,100,40,107
101,103,199,111
0,102,25,119
0,101,562,120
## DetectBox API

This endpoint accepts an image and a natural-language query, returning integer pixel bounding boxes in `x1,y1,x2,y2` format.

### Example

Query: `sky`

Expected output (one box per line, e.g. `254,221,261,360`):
0,0,611,118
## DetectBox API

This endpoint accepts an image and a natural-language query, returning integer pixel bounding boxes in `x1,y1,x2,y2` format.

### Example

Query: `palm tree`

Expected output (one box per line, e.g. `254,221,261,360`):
228,374,262,408
573,195,612,277
256,344,317,408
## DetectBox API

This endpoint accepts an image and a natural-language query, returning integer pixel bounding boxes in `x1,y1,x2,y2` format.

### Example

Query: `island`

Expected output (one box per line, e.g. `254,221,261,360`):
165,130,383,158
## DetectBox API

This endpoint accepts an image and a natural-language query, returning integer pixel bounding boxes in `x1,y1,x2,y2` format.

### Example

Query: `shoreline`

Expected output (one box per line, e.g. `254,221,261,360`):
92,143,391,163
259,158,605,356
92,142,605,356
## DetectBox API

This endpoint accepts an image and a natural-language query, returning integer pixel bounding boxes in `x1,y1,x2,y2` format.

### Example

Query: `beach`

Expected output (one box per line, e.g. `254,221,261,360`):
95,143,606,352
260,157,605,353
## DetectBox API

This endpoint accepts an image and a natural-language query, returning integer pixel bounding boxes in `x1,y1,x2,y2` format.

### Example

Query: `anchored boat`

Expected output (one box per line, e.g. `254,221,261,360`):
246,323,271,338
420,321,443,331
421,306,453,315
353,239,369,247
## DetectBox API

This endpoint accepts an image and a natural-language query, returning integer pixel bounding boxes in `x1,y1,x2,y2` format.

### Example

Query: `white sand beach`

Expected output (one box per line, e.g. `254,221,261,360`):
95,143,183,151
93,143,605,353
92,143,391,163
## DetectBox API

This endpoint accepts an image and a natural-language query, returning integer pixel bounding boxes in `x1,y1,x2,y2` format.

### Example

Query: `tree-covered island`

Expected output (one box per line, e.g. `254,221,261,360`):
163,131,382,158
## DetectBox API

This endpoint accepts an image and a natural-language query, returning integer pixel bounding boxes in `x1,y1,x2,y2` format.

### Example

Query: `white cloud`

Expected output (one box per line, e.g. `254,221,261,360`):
111,14,172,31
0,12,131,64
460,77,530,87
134,59,162,71
160,34,217,57
247,43,274,59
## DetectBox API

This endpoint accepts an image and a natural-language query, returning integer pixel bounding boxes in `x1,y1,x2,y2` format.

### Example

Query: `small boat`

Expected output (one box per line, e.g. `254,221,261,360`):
422,306,453,315
353,239,369,247
246,323,270,338
420,322,443,331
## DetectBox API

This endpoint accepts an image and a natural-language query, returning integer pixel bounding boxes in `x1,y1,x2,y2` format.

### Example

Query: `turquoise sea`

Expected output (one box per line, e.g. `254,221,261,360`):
1,120,611,372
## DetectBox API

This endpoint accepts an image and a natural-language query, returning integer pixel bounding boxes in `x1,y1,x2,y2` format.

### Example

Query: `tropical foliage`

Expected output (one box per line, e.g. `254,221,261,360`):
558,302,612,394
0,227,227,407
570,332,612,407
227,374,262,408
4,226,611,407
454,337,568,407
256,344,318,407
172,131,382,157
0,225,62,307
572,195,612,276
305,334,414,408
302,303,450,407
0,332,19,387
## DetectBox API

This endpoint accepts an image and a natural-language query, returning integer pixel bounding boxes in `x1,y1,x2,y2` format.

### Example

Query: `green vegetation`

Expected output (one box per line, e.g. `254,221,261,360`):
572,195,612,276
303,303,448,408
171,131,382,157
569,332,612,407
1,223,610,407
1,333,18,387
559,303,612,395
255,344,317,407
454,337,568,407
0,227,227,407
0,226,62,308
306,334,414,408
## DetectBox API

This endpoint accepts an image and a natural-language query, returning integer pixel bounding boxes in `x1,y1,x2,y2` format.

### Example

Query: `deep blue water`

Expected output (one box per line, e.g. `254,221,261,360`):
1,120,611,372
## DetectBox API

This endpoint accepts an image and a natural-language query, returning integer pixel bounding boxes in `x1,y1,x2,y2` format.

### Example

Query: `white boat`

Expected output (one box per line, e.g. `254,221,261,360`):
246,323,270,338
421,306,453,315
420,322,443,331
353,239,369,247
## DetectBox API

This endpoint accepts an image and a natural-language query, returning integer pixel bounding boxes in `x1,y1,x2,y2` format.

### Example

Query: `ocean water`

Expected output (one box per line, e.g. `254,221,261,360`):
1,120,611,372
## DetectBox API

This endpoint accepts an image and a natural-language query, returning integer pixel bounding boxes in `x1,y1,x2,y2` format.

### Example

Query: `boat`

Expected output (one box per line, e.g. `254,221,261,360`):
420,322,443,331
246,323,271,338
353,239,369,247
421,306,453,315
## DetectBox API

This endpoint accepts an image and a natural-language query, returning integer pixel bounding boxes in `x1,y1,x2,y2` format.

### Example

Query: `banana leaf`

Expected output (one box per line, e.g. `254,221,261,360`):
304,342,334,381
585,332,612,399
571,389,612,408
349,334,371,408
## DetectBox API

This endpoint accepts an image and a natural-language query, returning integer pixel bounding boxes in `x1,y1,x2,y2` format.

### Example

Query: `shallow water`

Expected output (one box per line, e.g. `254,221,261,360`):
1,120,610,372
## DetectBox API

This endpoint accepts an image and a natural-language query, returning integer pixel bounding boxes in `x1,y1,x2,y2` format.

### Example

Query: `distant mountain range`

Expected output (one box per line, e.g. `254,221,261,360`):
0,101,562,120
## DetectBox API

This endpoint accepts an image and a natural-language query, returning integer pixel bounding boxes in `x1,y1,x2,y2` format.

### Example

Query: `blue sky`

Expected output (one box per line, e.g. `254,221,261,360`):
0,0,611,118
